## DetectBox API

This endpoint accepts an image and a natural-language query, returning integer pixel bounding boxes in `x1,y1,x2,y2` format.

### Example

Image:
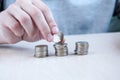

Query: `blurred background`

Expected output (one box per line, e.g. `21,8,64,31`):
3,0,120,35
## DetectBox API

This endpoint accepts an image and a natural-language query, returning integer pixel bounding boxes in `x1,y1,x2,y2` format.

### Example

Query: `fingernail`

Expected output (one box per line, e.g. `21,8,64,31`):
47,34,53,42
52,27,59,34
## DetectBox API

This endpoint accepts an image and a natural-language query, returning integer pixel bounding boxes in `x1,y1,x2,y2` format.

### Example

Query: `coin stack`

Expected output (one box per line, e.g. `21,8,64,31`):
54,43,68,56
53,31,68,56
75,41,89,55
34,45,48,58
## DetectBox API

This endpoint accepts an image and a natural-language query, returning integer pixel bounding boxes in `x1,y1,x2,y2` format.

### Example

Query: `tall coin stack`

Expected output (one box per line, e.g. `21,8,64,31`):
75,41,89,55
53,32,68,56
34,45,48,58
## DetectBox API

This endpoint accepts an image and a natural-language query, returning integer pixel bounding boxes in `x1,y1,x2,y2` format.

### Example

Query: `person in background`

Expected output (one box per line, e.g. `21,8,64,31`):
0,0,119,44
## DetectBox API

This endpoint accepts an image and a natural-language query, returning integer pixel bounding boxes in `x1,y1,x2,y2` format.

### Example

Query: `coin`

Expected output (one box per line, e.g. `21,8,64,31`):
34,45,48,58
53,31,64,43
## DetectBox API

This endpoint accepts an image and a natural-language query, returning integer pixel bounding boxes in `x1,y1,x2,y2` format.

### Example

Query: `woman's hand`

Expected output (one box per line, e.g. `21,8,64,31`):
0,0,59,44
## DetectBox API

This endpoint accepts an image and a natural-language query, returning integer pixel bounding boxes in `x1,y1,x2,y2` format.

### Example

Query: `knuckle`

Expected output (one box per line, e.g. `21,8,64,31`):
12,22,19,30
41,5,49,13
30,8,40,16
49,22,57,28
19,15,29,24
16,29,24,37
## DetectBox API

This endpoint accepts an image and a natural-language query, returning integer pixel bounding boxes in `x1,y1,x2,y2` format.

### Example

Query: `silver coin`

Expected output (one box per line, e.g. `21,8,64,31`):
53,32,64,43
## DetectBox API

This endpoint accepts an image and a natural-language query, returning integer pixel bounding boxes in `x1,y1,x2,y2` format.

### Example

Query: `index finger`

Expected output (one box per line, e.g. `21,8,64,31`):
32,0,59,34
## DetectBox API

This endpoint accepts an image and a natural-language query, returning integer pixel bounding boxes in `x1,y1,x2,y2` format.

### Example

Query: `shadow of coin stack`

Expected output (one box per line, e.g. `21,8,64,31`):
75,41,89,55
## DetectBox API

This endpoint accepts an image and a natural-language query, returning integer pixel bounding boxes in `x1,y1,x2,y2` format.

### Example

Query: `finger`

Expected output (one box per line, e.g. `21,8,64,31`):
22,29,41,42
22,21,42,42
20,2,53,42
32,0,59,34
0,25,21,44
0,11,24,37
7,4,34,37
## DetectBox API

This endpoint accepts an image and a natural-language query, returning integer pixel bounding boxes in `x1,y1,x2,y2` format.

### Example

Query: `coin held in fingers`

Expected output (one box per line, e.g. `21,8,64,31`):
53,31,64,44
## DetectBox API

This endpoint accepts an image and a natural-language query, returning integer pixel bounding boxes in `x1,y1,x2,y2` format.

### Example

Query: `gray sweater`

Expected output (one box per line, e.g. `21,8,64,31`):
4,0,116,35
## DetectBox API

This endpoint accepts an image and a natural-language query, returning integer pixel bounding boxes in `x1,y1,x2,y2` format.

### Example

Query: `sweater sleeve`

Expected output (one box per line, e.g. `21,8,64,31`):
113,0,120,18
0,0,3,12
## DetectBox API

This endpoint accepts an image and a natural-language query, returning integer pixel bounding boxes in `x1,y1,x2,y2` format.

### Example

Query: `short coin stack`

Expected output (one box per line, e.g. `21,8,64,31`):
54,43,68,56
75,41,89,55
34,45,48,58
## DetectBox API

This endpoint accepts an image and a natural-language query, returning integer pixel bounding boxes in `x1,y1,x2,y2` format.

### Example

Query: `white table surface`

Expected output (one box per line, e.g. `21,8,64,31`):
0,32,120,80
